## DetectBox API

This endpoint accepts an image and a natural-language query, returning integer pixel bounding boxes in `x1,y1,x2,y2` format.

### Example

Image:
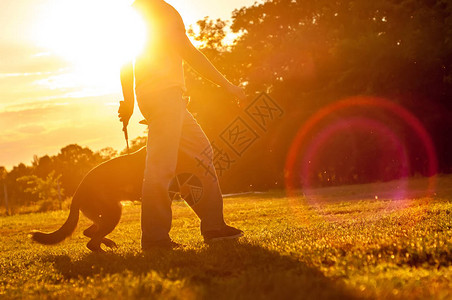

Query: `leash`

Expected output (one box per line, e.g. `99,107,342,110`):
123,122,130,155
119,101,130,155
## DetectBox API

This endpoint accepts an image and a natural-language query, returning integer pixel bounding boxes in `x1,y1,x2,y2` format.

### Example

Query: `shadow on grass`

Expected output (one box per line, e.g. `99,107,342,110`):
46,241,360,299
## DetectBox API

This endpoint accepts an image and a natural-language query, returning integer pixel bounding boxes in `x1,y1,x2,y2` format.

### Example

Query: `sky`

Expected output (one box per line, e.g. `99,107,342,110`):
0,0,260,170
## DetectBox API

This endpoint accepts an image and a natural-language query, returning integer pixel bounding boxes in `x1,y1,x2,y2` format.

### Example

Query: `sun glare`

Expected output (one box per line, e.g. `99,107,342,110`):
34,0,147,92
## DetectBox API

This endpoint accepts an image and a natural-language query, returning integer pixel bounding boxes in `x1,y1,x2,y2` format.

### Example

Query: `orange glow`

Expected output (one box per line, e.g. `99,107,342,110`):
33,0,147,91
0,0,258,169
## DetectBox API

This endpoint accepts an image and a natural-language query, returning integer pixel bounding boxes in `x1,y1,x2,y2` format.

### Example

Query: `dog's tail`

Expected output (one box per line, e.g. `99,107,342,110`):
31,198,80,245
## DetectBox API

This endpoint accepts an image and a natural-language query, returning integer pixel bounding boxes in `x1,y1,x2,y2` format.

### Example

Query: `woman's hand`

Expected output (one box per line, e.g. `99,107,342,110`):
118,101,134,127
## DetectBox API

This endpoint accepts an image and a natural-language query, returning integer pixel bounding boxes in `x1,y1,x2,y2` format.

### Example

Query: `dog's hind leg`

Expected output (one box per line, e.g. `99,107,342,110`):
83,224,98,237
83,224,118,249
86,202,122,252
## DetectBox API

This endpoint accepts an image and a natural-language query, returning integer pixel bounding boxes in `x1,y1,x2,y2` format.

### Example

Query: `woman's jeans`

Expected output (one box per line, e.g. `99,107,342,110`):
137,87,226,246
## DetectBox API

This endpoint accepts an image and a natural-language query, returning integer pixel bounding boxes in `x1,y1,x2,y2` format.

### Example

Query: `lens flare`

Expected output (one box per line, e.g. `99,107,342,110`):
285,96,438,204
300,117,410,204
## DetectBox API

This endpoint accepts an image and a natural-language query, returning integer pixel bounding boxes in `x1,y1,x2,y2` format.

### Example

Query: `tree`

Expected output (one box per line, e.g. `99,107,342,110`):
6,163,34,206
18,171,63,203
32,155,53,179
53,144,103,196
184,0,452,190
0,167,10,215
97,147,119,162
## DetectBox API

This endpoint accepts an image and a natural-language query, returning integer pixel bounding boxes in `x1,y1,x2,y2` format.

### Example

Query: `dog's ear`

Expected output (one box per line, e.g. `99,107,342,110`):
139,119,148,125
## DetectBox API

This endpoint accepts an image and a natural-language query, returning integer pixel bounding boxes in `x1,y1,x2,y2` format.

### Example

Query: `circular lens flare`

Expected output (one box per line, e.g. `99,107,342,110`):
300,117,410,206
285,96,438,204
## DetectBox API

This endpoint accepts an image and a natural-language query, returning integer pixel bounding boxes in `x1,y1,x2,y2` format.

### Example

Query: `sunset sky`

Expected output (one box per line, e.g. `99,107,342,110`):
0,0,259,170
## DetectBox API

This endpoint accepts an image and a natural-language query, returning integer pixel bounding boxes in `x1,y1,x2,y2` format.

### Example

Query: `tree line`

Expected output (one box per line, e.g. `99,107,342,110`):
185,0,451,192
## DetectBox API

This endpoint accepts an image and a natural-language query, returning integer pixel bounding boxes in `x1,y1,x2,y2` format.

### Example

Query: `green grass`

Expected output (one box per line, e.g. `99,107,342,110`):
1,176,452,299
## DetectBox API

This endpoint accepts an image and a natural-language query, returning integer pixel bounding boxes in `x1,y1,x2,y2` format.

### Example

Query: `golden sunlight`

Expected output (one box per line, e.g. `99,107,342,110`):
33,0,146,91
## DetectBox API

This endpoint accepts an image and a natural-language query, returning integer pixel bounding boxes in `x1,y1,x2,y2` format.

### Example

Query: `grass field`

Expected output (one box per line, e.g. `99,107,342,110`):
1,176,451,299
